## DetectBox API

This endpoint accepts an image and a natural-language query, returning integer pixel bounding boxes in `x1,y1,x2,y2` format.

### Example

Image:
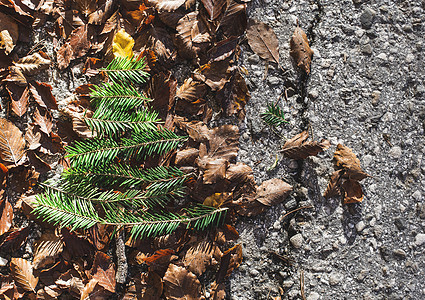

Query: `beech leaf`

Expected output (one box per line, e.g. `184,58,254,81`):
323,170,343,199
10,258,39,293
0,118,26,167
112,29,134,58
163,264,203,300
29,81,58,110
218,0,247,38
290,24,314,74
246,19,281,68
154,0,187,12
281,131,330,159
6,83,30,117
0,197,13,236
201,0,227,20
0,12,19,54
255,178,292,206
33,232,63,269
34,107,53,135
14,52,51,76
89,251,116,293
215,244,242,284
183,239,221,276
334,144,369,181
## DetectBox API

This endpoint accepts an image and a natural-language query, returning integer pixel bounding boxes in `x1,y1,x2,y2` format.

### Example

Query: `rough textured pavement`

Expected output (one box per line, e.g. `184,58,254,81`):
230,0,425,299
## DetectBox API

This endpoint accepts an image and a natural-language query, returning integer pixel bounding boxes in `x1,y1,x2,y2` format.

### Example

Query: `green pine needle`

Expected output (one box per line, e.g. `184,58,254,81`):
261,103,289,127
103,56,149,84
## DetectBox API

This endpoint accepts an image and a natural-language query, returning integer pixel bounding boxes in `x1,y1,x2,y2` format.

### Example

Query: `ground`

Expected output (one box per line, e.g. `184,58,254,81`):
229,0,425,299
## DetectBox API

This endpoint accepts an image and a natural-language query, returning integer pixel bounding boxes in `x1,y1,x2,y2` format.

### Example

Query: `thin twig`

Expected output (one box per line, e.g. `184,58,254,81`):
300,270,306,300
279,205,313,222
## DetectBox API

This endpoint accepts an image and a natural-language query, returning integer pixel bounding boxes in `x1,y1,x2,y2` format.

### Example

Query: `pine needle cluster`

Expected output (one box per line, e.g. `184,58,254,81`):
261,102,289,127
33,56,227,239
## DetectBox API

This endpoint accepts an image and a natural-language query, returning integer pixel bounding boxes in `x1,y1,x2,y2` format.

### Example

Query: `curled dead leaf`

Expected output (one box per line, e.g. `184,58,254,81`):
6,82,30,117
163,264,204,300
255,178,292,206
0,118,26,168
341,179,364,204
281,131,330,159
14,51,51,76
290,24,314,74
334,144,369,181
10,257,39,293
0,12,19,54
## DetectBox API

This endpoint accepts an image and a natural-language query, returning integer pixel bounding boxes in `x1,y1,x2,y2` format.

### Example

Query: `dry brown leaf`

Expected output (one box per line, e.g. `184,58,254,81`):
217,69,250,119
148,72,177,119
225,162,254,185
75,0,97,16
88,0,115,24
34,107,53,135
89,251,116,293
215,244,242,284
33,232,63,270
207,125,239,161
87,224,113,251
154,0,186,11
0,118,26,168
255,178,292,206
193,60,230,91
175,119,210,143
176,78,207,103
290,24,314,74
281,131,330,159
57,25,92,69
29,81,58,110
163,264,204,300
323,169,343,199
0,12,19,54
6,82,30,117
183,239,221,276
218,0,247,38
208,36,238,62
10,257,39,293
0,275,22,300
14,51,51,76
123,271,163,300
0,226,30,251
341,179,364,204
202,158,229,184
201,0,227,20
210,281,226,300
82,57,103,76
334,144,369,181
246,19,281,67
175,11,210,59
5,65,27,86
25,126,41,150
175,148,199,166
135,26,176,64
55,269,85,297
9,167,39,193
0,196,13,236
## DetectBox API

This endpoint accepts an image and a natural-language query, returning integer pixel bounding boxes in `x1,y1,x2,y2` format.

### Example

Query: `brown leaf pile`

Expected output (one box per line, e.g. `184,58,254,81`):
324,144,370,204
0,0,317,299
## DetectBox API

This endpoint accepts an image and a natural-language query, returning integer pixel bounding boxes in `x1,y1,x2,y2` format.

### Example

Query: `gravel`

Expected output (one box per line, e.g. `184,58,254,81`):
229,0,425,299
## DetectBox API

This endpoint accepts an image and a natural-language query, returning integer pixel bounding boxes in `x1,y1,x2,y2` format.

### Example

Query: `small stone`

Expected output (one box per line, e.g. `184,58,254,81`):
412,190,422,201
393,249,407,259
288,160,298,169
328,272,342,285
307,292,320,300
371,90,381,106
290,233,304,249
414,233,425,246
362,154,373,167
308,89,319,99
282,280,294,288
285,199,297,210
356,221,366,232
389,146,402,159
0,257,8,266
247,54,260,63
361,44,373,55
341,24,355,35
402,24,413,32
376,53,388,61
356,269,368,282
394,218,406,231
249,268,260,276
360,8,376,29
405,53,415,63
267,76,279,85
374,225,383,238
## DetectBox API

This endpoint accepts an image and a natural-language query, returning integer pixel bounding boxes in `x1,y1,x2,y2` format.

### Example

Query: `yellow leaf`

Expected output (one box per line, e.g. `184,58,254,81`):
203,192,232,208
112,29,134,58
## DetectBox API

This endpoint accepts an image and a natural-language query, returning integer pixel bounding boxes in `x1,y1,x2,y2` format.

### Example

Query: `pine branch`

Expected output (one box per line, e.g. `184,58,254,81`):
89,82,151,109
261,103,289,127
103,56,149,84
65,128,187,168
64,165,190,190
